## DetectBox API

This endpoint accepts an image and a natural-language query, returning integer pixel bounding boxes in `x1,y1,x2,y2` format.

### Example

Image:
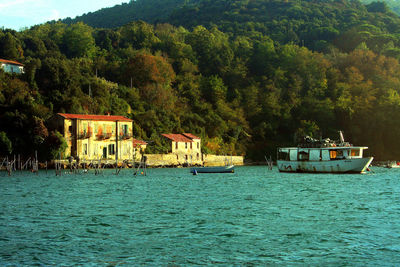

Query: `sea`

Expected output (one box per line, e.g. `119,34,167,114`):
0,166,399,266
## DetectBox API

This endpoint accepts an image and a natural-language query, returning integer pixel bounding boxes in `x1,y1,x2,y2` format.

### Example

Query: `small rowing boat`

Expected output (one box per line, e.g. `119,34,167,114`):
190,165,235,174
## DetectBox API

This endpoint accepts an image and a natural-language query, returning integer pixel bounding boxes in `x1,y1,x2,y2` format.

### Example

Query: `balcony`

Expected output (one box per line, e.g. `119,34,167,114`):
96,132,112,140
119,133,132,140
78,131,93,139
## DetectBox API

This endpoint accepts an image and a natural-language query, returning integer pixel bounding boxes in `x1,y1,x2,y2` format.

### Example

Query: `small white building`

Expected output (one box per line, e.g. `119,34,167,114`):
162,133,202,164
0,59,24,74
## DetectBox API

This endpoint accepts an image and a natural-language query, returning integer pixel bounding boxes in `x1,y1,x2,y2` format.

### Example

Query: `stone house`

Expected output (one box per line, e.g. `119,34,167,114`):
0,59,24,74
53,113,133,161
161,133,202,164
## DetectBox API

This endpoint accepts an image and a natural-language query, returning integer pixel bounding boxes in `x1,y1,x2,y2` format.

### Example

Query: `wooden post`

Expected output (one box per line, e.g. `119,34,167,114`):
144,155,147,176
0,157,6,170
35,151,39,175
6,157,11,176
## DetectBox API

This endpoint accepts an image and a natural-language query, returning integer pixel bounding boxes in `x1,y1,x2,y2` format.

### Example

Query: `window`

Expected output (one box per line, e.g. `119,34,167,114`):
197,153,199,160
278,150,289,160
84,144,88,155
83,123,87,135
175,142,178,149
351,149,360,157
68,126,73,133
278,151,289,160
197,143,199,149
108,144,115,155
185,142,187,149
190,143,192,149
122,124,128,135
298,150,309,161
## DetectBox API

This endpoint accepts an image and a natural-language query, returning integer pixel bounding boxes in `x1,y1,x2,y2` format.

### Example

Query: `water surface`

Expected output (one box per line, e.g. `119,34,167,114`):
0,167,399,265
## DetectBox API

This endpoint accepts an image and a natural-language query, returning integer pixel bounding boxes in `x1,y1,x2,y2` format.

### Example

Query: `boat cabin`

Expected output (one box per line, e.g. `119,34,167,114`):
277,146,366,162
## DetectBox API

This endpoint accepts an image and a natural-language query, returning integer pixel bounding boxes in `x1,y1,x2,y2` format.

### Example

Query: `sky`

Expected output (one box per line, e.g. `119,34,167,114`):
0,0,129,31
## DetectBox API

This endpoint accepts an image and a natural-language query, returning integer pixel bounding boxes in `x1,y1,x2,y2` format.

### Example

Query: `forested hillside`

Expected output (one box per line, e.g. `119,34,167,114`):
64,0,196,28
2,0,400,161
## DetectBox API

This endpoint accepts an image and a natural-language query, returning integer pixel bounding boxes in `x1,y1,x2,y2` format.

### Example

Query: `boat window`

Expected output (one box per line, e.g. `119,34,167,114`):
321,150,330,161
351,149,360,157
330,150,337,159
278,151,289,160
309,150,321,161
289,150,297,161
298,150,309,161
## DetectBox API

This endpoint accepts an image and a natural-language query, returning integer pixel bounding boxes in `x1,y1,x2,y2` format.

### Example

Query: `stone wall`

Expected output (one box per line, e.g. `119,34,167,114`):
144,154,201,167
53,153,244,168
202,154,244,166
144,153,243,167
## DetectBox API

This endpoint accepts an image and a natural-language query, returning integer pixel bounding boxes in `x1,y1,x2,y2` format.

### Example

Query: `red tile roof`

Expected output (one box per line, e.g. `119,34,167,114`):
0,59,24,66
133,138,148,147
58,113,132,122
162,134,193,142
182,133,200,140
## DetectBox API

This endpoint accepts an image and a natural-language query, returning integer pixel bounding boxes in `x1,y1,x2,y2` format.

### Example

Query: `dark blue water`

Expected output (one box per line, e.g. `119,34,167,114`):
0,166,400,266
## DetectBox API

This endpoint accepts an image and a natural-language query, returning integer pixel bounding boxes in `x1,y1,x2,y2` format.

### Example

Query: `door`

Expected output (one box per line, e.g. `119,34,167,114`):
103,147,107,159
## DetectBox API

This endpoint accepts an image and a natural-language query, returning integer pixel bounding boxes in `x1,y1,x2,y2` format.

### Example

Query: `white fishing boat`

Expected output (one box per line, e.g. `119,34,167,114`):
190,165,235,174
277,132,373,174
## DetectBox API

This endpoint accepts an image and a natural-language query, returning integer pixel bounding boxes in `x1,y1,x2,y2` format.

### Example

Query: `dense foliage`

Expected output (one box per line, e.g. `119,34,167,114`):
363,0,400,15
2,0,400,161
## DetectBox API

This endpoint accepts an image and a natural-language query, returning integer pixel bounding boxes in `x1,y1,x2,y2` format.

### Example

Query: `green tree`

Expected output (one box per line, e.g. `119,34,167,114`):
0,32,23,60
43,131,67,160
0,132,12,155
62,22,97,58
121,53,176,109
119,21,160,49
186,26,234,76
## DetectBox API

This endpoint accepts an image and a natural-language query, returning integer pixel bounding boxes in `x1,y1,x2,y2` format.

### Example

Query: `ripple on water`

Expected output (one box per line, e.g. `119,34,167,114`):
0,167,400,265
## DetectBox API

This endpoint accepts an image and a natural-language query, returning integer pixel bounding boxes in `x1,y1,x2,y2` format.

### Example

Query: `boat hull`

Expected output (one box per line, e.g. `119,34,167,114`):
277,157,373,174
190,165,235,173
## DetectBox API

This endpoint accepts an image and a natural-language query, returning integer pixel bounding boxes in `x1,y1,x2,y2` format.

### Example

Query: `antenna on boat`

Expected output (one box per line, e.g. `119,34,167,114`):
339,131,345,143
